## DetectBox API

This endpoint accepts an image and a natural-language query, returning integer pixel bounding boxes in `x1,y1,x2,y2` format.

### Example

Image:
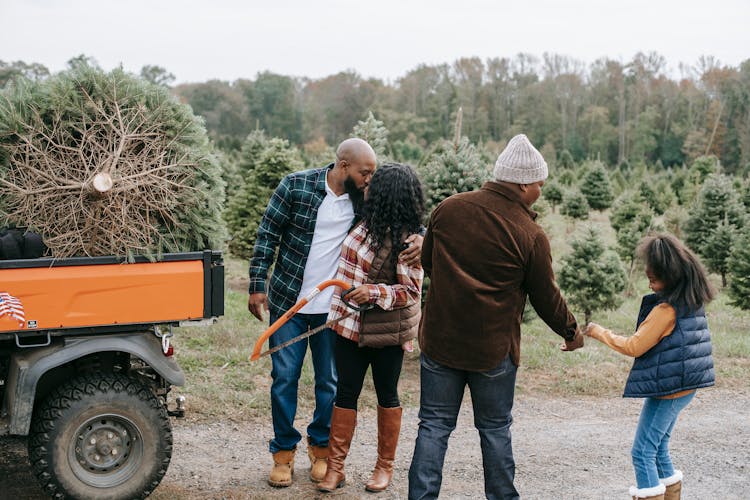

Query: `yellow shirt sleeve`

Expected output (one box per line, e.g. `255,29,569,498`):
587,303,676,357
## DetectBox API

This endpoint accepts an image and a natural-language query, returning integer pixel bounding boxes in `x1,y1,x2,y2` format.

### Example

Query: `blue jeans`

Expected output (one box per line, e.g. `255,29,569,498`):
268,312,337,453
408,353,519,500
632,391,695,488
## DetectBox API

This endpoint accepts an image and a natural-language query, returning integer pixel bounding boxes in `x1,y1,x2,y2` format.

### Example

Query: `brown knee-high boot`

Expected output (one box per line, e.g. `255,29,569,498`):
318,406,357,492
365,405,402,492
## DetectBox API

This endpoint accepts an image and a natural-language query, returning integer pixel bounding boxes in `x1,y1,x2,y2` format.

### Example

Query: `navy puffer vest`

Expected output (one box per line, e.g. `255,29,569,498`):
623,293,714,398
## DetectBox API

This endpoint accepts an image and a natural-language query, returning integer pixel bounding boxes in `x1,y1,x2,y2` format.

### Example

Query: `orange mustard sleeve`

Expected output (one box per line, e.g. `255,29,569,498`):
587,303,676,357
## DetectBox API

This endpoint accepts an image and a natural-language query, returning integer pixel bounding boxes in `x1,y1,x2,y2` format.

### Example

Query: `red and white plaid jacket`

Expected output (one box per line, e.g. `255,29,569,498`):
328,223,423,343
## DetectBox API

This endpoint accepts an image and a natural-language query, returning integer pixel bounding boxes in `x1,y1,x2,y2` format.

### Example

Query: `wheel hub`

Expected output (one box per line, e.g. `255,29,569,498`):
75,418,133,472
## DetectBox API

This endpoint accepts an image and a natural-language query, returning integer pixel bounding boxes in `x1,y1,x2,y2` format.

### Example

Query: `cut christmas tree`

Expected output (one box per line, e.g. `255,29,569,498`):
0,65,225,259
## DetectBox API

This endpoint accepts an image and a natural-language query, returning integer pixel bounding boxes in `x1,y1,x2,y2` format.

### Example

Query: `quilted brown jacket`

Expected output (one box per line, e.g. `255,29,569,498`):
359,233,421,348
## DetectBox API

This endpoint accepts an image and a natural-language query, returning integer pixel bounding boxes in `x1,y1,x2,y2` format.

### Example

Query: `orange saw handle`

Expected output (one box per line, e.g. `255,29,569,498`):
249,279,350,361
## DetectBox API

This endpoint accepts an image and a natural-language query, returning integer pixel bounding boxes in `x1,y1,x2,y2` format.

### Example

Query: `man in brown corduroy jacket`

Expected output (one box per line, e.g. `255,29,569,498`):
408,134,584,500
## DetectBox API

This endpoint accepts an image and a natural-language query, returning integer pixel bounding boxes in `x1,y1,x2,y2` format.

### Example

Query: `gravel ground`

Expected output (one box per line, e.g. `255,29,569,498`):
2,387,747,499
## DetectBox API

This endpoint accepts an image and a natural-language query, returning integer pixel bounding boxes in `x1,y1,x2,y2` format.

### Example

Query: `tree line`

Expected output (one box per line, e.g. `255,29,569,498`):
168,52,750,173
4,52,749,173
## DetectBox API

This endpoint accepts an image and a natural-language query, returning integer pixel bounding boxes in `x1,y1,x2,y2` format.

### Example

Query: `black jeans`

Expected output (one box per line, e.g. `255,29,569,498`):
334,335,404,410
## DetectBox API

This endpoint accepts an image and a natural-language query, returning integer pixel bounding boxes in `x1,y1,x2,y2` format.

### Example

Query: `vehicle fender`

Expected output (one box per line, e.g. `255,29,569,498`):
6,333,184,435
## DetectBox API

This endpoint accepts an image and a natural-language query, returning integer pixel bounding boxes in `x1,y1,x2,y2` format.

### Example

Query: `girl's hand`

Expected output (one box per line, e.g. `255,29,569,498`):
583,322,598,336
343,285,370,305
402,339,414,352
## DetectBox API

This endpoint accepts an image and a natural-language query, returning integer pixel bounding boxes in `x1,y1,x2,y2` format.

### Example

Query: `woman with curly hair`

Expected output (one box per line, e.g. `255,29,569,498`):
318,163,425,493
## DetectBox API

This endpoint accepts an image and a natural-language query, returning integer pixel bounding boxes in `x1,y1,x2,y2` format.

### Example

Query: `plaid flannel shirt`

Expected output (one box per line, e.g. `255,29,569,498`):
249,164,343,318
328,223,423,342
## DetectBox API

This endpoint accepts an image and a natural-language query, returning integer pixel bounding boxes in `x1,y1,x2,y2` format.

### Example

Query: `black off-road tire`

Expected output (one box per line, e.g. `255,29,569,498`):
28,372,173,499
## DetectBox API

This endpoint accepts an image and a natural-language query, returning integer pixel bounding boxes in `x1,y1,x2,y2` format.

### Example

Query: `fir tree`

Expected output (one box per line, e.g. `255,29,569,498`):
559,228,627,324
558,149,575,169
543,181,564,213
420,109,488,214
237,129,269,177
703,219,734,287
610,192,654,269
689,155,720,184
221,129,268,199
391,138,424,164
557,169,576,186
580,162,614,211
609,169,627,198
684,174,745,256
560,190,590,220
224,138,303,259
618,159,631,176
670,167,689,205
252,137,303,187
638,178,674,215
663,205,689,239
352,111,390,161
654,179,676,213
728,227,750,310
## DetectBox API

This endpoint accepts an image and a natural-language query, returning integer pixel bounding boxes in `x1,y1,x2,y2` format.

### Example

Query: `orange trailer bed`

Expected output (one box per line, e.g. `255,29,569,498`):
0,251,223,334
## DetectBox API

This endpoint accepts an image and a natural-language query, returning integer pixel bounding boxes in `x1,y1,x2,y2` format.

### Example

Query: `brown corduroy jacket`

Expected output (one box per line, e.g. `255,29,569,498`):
418,181,578,370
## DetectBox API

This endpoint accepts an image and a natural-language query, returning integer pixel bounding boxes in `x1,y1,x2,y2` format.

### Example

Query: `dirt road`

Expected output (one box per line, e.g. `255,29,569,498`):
2,388,747,499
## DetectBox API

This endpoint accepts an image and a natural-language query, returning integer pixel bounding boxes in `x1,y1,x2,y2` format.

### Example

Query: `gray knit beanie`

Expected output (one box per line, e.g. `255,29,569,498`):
493,134,548,184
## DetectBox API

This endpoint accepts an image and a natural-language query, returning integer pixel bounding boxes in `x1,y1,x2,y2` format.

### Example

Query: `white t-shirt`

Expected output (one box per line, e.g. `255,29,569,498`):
296,175,354,313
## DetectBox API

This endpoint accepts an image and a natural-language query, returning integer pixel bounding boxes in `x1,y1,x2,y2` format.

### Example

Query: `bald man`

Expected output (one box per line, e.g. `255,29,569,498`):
248,138,422,487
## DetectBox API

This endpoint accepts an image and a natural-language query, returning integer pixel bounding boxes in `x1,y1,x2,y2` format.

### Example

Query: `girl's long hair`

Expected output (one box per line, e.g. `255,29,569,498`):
637,233,716,311
362,163,425,264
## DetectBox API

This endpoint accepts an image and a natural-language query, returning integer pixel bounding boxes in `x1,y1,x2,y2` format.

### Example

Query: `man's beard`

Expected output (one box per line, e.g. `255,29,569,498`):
344,176,365,211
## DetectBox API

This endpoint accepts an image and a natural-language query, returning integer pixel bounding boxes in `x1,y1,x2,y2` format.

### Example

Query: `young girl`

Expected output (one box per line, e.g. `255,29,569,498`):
318,163,424,494
585,233,715,500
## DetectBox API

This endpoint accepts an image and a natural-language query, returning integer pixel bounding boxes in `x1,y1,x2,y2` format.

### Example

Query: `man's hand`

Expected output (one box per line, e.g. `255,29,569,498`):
560,330,584,351
248,292,268,321
399,233,423,266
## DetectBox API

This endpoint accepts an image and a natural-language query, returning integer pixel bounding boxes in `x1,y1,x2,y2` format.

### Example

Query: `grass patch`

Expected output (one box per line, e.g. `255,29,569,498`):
172,230,750,421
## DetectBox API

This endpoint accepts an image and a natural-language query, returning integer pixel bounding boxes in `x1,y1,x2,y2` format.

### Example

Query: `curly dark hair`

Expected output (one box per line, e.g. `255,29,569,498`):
362,163,425,264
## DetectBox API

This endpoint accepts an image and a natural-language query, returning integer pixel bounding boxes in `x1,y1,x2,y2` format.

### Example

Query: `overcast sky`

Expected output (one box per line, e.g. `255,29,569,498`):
2,0,749,84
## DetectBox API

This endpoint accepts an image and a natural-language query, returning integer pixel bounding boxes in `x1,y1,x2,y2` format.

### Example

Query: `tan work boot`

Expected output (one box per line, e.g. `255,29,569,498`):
661,470,683,500
318,406,357,493
307,437,329,482
630,483,666,499
268,447,296,487
365,405,402,492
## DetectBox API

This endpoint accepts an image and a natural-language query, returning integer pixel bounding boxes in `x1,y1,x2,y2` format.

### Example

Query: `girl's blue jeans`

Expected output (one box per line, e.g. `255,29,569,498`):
632,391,695,488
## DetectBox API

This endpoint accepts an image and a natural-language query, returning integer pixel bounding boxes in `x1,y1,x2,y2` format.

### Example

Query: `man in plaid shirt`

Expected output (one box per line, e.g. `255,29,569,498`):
248,138,422,487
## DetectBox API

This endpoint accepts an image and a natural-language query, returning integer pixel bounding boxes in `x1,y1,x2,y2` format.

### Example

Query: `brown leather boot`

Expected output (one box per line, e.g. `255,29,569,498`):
307,436,329,482
662,470,683,500
318,406,357,493
268,447,296,487
365,405,402,492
